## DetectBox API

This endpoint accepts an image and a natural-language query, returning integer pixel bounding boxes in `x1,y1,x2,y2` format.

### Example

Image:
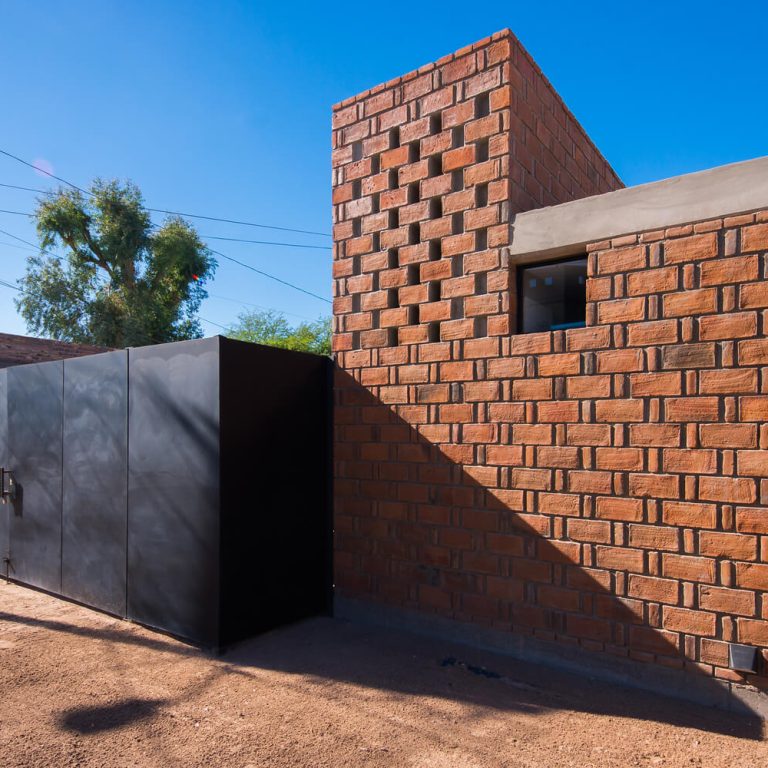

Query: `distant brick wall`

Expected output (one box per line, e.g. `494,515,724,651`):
332,30,768,693
0,333,107,368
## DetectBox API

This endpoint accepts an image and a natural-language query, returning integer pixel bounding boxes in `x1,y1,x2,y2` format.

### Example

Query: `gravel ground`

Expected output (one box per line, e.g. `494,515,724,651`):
0,580,765,767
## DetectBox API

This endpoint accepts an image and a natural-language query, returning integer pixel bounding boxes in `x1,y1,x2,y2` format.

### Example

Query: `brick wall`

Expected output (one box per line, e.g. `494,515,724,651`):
0,332,107,368
332,29,621,357
332,31,768,692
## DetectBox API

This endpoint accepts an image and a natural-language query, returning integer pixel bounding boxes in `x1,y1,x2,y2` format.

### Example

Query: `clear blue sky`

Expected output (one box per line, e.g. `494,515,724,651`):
1,1,766,337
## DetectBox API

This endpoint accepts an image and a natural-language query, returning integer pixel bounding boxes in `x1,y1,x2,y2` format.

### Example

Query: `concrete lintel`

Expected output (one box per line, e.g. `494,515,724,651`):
509,155,768,261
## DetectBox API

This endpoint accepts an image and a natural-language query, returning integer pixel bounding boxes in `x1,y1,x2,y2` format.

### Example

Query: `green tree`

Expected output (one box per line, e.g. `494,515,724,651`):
16,179,215,348
227,309,331,356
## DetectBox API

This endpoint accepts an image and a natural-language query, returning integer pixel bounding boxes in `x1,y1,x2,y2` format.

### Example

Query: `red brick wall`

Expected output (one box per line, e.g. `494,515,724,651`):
332,31,768,690
0,332,107,368
332,29,621,356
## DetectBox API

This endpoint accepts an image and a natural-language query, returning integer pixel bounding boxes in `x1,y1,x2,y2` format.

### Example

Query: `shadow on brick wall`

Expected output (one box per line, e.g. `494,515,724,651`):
317,367,765,737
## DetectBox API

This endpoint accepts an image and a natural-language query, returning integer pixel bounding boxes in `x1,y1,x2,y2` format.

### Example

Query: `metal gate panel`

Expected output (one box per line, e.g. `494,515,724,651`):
0,369,8,576
127,337,220,646
6,361,63,592
61,351,128,615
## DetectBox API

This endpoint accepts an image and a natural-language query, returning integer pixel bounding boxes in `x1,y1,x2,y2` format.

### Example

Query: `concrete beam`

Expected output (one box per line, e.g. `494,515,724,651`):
509,155,768,261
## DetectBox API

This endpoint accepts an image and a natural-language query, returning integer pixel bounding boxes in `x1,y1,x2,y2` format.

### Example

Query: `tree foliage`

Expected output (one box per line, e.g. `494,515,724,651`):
16,179,215,348
226,309,331,356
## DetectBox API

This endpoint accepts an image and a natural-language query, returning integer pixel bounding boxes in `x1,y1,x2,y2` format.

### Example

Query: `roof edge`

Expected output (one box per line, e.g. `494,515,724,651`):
509,155,768,260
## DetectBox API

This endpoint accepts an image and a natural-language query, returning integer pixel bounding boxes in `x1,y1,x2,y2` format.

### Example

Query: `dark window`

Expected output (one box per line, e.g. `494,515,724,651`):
517,256,587,333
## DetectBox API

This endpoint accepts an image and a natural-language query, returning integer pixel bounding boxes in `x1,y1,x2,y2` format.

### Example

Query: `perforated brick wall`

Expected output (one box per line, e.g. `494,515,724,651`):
332,30,768,693
332,29,621,355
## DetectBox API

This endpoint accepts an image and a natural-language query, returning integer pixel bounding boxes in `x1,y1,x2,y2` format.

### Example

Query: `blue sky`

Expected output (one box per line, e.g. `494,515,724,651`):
1,1,766,337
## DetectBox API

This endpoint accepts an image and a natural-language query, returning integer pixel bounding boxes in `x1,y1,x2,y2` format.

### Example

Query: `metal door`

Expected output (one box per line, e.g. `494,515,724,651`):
61,351,128,615
6,360,64,592
127,338,220,646
0,369,8,576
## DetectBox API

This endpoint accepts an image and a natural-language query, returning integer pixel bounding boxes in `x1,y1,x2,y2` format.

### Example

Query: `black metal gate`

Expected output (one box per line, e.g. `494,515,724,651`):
0,336,332,648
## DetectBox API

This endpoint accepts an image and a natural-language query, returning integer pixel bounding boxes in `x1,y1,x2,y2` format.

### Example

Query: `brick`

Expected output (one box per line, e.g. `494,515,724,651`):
700,254,759,286
597,245,646,274
740,282,768,309
662,501,717,529
629,424,681,448
699,586,755,616
664,233,718,264
741,223,768,252
662,606,716,637
536,493,580,517
567,424,612,446
735,562,768,589
698,477,756,505
486,445,524,466
699,368,757,394
628,524,679,550
568,470,613,494
595,399,645,422
736,450,768,477
699,424,756,449
735,507,768,534
627,266,678,296
662,288,717,318
537,401,580,422
629,626,680,656
661,343,715,370
595,545,644,572
662,554,716,583
699,312,757,341
564,519,611,545
628,473,679,499
626,319,679,347
662,449,717,475
537,352,581,377
596,348,645,373
597,297,646,324
511,467,551,491
699,531,758,560
595,448,644,471
511,424,552,444
664,397,719,423
628,574,679,604
740,396,768,422
738,339,768,365
737,619,768,645
629,372,681,397
594,496,644,521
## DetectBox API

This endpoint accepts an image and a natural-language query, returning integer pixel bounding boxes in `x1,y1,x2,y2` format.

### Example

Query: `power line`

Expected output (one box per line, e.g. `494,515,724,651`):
0,182,46,194
202,234,330,250
198,316,230,331
206,246,330,303
0,277,232,334
0,225,330,305
0,206,332,251
0,149,89,194
149,209,330,238
0,277,23,293
0,150,331,236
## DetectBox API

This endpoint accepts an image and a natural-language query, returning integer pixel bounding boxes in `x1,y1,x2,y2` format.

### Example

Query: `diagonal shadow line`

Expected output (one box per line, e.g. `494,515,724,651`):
329,367,765,739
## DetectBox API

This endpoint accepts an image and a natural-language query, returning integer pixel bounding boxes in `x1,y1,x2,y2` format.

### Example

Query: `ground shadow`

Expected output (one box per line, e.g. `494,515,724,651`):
58,698,163,734
316,367,766,737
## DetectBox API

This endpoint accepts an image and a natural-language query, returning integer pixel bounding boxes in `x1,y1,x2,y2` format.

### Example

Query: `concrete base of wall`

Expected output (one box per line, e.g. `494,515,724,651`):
335,596,768,720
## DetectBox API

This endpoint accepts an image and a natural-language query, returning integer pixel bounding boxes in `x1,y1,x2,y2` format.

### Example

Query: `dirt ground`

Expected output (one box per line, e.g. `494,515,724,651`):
1,581,766,768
